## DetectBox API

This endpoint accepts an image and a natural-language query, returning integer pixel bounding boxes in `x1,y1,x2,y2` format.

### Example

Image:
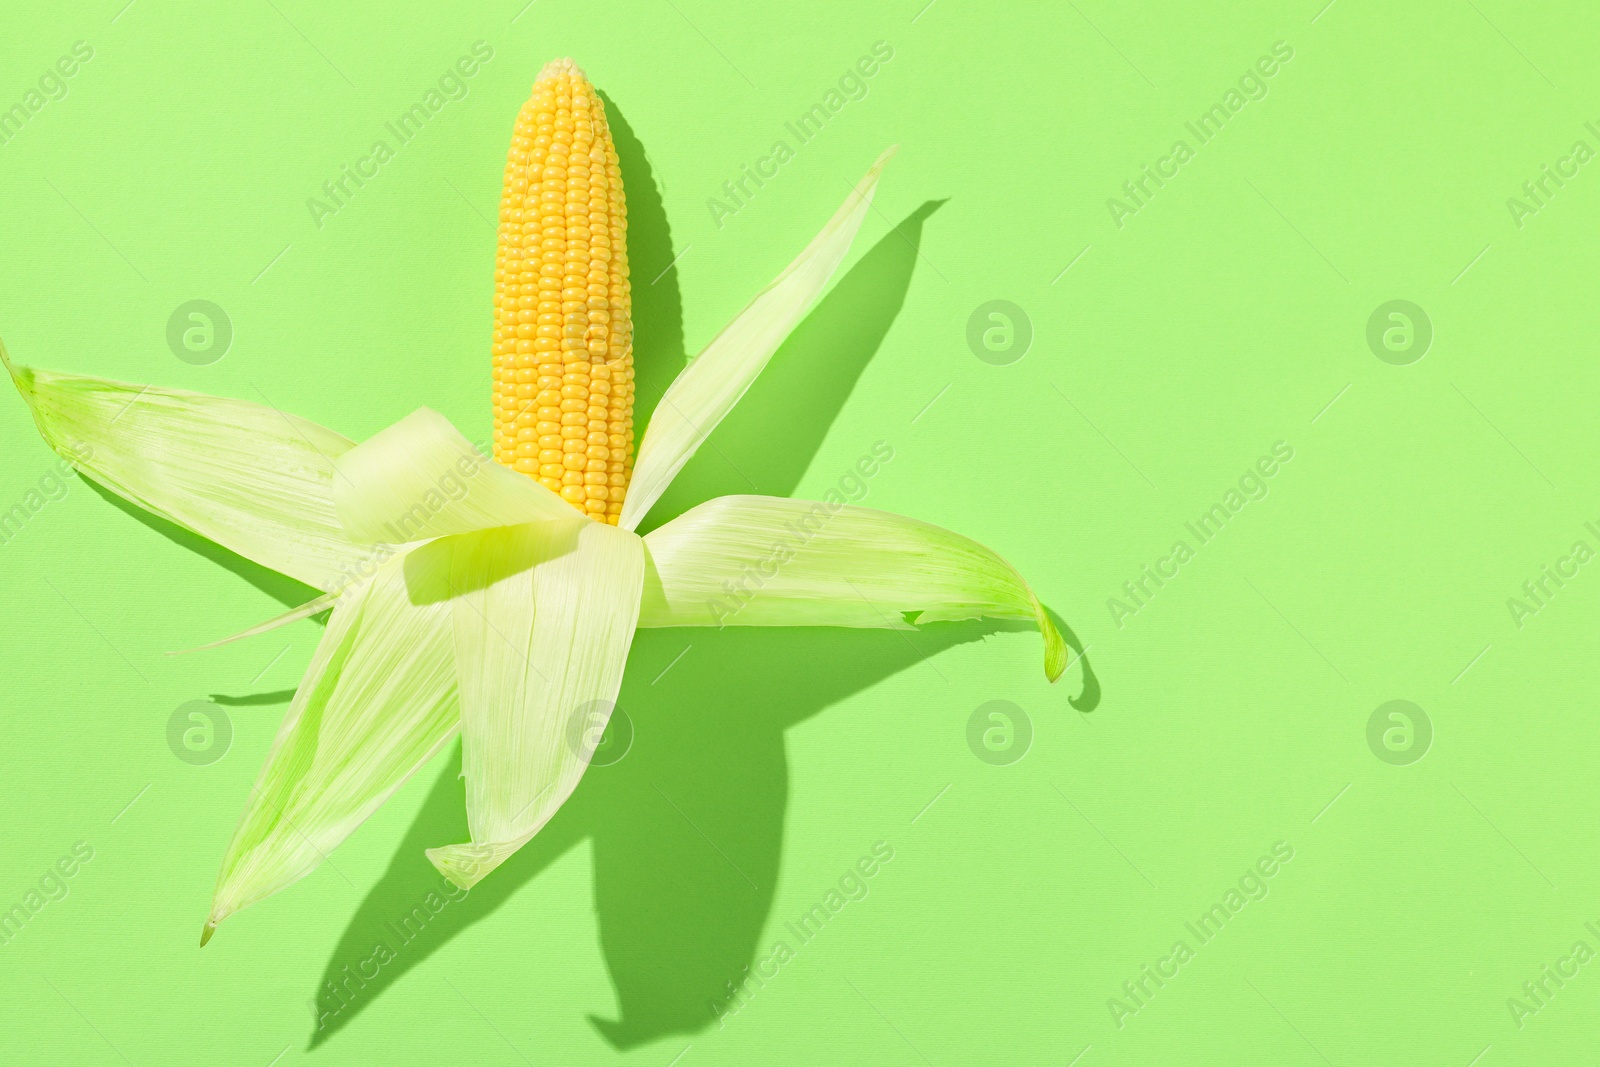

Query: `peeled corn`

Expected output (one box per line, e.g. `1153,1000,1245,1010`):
491,58,634,524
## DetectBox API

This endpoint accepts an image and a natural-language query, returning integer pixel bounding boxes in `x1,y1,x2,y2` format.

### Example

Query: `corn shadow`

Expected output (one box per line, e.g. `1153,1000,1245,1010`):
307,618,1038,1050
311,108,1095,1050
601,91,688,435
641,200,946,526
82,478,320,611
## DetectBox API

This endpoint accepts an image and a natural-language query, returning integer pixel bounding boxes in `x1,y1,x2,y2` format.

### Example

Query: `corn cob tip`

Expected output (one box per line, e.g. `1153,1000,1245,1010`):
537,57,584,83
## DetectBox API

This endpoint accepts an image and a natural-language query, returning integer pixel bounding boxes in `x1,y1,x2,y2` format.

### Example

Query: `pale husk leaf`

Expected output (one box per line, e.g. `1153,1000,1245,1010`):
3,346,368,593
425,518,645,888
205,545,458,939
619,149,896,530
332,406,572,544
638,494,1067,681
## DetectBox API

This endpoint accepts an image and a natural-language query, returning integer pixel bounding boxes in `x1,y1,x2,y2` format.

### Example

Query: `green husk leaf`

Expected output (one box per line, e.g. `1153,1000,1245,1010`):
619,148,896,530
2,342,367,593
424,518,645,888
170,590,338,654
205,546,458,938
639,494,1067,682
333,407,572,544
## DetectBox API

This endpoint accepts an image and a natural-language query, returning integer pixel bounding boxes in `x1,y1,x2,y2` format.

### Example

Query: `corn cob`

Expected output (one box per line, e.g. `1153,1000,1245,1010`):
491,58,633,523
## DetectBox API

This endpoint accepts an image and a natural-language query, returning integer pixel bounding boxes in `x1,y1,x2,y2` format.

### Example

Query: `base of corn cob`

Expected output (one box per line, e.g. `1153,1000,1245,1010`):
491,59,634,524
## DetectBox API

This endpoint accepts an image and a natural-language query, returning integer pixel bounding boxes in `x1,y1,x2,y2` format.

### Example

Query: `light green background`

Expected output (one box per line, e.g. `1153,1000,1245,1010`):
2,0,1596,1063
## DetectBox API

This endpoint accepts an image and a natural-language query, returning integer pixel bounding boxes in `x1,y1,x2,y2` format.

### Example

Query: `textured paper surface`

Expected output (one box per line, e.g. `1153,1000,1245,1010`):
1,2,1593,1063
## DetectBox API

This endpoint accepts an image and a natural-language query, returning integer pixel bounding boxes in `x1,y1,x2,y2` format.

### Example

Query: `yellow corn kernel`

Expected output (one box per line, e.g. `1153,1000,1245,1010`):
491,58,634,524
